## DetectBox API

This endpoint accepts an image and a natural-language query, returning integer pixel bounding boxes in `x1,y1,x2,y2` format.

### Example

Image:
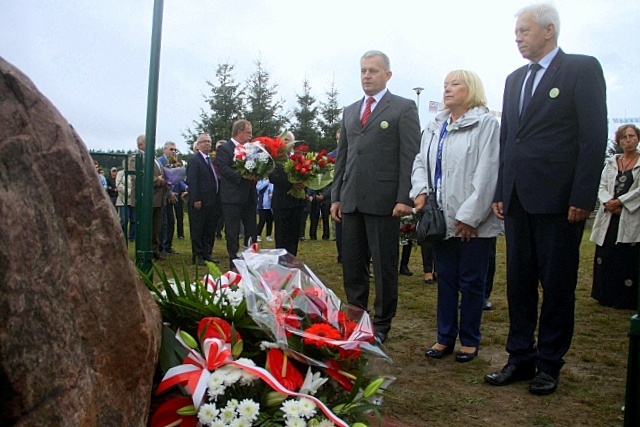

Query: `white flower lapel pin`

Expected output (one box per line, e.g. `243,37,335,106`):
549,88,560,98
380,121,389,130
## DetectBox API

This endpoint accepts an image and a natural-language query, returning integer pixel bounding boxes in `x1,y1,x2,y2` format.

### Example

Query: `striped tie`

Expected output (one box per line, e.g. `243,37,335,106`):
361,96,375,126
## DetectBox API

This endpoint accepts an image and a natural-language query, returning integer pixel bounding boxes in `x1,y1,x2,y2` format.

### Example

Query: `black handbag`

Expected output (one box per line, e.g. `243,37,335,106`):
415,136,446,246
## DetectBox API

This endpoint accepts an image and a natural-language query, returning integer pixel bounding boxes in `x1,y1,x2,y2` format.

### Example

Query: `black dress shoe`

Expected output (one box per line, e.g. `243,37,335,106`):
165,248,179,255
399,266,413,276
195,256,206,266
425,344,453,359
203,256,220,264
455,349,478,363
374,332,388,344
484,363,536,386
529,371,559,395
483,299,494,311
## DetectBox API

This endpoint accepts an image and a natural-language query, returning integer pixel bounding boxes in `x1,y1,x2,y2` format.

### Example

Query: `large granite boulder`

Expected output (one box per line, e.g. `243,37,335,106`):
0,57,162,426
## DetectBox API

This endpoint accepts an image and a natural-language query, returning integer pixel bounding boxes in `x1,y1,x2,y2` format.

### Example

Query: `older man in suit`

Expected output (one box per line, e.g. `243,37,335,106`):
186,133,221,266
485,3,607,395
216,119,258,270
330,50,421,343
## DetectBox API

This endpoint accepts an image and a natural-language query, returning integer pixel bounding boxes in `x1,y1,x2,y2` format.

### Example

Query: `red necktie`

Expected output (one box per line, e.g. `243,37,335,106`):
361,97,375,126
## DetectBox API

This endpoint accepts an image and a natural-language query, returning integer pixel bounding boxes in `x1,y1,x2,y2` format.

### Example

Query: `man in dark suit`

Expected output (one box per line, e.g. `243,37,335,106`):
330,50,421,343
186,133,221,266
216,119,258,270
485,3,607,395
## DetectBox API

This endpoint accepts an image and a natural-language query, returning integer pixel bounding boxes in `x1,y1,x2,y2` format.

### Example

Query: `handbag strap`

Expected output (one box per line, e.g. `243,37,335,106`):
426,134,435,192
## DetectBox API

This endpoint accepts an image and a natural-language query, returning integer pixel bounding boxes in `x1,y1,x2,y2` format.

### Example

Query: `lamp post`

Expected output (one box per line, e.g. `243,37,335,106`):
413,87,424,113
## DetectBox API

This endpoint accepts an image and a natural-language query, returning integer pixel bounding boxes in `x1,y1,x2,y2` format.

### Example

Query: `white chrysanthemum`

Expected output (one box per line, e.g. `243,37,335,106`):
299,369,328,396
230,418,251,427
281,399,302,418
225,398,240,410
245,159,256,170
207,381,226,400
257,151,270,162
316,419,336,427
210,420,226,427
237,398,260,422
197,403,219,425
285,416,306,427
218,406,236,424
209,370,226,386
298,398,317,418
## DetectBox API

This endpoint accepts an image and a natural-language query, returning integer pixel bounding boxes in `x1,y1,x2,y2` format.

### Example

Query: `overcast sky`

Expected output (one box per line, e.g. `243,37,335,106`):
2,0,638,154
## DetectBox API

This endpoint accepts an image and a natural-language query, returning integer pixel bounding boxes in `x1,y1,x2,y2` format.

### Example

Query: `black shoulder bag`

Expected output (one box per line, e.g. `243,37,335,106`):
415,134,446,246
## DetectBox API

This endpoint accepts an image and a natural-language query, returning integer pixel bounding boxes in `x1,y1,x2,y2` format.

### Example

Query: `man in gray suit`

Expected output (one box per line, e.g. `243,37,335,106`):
330,50,421,343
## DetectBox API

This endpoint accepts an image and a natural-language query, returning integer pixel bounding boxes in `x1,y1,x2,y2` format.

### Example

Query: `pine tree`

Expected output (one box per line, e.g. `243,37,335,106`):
291,79,321,151
244,59,286,138
182,63,244,149
318,79,342,150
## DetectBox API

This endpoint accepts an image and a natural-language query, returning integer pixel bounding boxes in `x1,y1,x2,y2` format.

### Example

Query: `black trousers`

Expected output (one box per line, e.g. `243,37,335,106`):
342,210,399,335
310,202,331,239
504,194,584,375
273,206,304,256
222,201,257,268
188,203,219,260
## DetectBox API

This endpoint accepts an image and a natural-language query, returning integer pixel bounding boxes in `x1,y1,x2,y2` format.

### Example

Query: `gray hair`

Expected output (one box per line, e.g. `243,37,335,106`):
516,3,560,38
163,141,176,149
361,50,390,71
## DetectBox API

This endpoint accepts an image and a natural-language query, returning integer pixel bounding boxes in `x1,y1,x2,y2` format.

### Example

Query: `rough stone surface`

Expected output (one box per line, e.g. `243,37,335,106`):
0,57,162,426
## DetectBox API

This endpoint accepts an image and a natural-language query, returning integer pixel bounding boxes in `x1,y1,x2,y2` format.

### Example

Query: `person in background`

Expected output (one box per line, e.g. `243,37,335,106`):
158,141,182,255
216,120,258,271
486,3,607,395
125,134,146,242
93,159,107,191
151,146,168,260
115,164,132,238
411,70,502,363
331,50,421,343
270,131,307,256
186,133,221,266
213,140,226,240
590,124,640,310
256,178,274,242
107,167,118,206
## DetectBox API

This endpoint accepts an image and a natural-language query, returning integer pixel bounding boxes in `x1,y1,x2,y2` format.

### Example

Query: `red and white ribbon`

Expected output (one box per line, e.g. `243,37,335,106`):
157,331,349,427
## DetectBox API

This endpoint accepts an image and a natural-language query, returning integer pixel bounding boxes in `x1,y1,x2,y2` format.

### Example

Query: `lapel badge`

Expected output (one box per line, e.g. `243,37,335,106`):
380,121,389,129
549,88,560,98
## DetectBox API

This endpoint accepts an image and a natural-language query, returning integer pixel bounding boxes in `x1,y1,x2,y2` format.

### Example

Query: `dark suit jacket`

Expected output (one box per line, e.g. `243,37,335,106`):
186,152,219,207
495,49,607,214
332,91,421,215
216,140,257,205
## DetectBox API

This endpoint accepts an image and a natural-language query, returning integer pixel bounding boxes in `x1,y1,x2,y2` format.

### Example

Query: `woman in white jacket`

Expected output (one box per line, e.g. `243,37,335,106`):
590,124,640,309
410,70,502,362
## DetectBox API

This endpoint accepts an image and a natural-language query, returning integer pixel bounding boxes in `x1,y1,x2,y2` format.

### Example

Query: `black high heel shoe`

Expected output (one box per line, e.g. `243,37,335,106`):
425,344,453,359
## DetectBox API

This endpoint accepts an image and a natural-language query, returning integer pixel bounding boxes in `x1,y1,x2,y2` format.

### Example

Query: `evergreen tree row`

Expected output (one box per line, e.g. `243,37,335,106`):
183,60,343,152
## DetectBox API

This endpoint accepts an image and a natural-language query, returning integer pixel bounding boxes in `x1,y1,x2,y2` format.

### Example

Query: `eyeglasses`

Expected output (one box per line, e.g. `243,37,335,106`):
168,148,177,151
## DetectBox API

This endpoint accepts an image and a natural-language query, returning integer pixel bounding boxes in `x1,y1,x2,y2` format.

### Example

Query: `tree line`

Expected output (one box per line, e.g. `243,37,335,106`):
182,60,343,152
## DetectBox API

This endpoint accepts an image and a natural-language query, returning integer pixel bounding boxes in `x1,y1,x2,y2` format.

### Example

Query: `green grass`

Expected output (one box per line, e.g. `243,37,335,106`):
138,217,635,426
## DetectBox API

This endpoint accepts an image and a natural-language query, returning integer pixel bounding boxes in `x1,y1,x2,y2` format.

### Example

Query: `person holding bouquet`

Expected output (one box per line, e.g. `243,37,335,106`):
216,120,258,271
270,131,307,256
330,50,421,343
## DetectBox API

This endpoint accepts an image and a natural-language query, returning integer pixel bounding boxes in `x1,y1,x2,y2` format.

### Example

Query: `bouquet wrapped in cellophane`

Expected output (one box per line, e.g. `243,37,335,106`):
164,156,187,185
284,146,335,199
144,247,393,427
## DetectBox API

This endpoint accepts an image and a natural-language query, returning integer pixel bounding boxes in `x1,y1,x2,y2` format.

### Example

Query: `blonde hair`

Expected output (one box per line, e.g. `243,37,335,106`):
442,70,488,110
